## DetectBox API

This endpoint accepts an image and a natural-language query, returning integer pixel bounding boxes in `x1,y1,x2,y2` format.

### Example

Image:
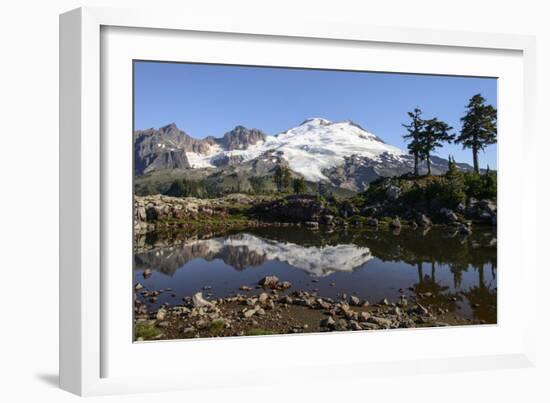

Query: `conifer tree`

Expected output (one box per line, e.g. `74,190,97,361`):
274,164,291,193
455,94,497,174
292,177,307,194
402,108,425,177
419,118,455,176
446,155,459,179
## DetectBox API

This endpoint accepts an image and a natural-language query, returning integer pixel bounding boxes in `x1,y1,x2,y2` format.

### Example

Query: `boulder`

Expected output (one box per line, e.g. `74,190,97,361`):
389,217,401,229
136,207,147,221
334,319,348,331
457,223,472,235
192,292,213,308
440,208,458,223
349,295,362,306
366,218,379,227
478,199,497,215
386,185,402,201
416,213,432,227
258,276,279,289
253,195,323,223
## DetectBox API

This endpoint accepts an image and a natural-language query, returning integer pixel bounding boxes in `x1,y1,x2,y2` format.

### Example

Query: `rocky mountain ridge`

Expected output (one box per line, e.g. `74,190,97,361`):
134,118,473,192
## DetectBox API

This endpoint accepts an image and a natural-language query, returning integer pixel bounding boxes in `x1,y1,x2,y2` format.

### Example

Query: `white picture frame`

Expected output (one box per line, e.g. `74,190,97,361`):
60,6,537,396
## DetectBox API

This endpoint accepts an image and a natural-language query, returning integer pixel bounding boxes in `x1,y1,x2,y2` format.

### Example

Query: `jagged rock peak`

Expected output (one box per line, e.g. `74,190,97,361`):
220,125,267,150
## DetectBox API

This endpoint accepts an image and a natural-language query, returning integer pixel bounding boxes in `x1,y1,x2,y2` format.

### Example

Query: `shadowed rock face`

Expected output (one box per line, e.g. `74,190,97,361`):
218,126,267,150
252,195,324,223
134,123,268,174
134,123,216,174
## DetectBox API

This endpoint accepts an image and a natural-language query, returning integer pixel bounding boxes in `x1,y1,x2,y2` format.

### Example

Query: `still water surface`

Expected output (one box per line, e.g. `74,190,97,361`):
134,226,497,323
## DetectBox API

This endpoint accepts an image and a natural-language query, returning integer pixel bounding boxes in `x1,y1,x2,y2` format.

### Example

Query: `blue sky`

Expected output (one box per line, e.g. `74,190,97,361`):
134,61,497,168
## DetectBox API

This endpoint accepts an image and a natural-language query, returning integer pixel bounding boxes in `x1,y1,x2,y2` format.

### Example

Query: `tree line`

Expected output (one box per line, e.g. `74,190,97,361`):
402,94,497,175
274,165,307,194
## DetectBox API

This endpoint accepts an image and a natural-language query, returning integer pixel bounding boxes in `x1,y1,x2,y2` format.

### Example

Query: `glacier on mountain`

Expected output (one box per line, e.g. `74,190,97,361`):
185,117,405,181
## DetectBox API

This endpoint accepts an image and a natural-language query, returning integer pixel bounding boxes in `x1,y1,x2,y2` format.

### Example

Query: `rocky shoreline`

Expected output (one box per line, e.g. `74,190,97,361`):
134,190,496,238
134,275,483,341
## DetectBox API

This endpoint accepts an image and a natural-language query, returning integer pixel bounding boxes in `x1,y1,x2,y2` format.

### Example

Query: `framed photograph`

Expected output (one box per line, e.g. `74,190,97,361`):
60,6,537,396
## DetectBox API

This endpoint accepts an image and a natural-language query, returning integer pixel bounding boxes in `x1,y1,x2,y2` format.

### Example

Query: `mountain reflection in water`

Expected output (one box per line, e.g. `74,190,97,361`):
134,226,497,322
135,233,373,277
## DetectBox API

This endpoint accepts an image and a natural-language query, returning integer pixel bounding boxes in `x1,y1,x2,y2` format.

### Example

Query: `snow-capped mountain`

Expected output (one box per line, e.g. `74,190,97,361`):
181,117,405,181
134,118,471,192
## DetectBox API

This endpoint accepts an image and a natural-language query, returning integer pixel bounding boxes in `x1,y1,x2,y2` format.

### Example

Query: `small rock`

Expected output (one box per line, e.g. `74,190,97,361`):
321,316,336,328
349,320,363,331
334,319,348,331
416,213,432,227
415,303,429,316
239,285,252,291
135,283,143,290
362,322,380,330
143,269,152,279
349,295,362,306
316,298,332,310
359,311,371,322
366,218,379,227
391,306,402,316
156,308,167,321
368,316,392,328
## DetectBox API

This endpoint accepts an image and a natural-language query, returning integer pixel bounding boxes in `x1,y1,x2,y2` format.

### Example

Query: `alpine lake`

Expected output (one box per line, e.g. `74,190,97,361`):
133,225,497,340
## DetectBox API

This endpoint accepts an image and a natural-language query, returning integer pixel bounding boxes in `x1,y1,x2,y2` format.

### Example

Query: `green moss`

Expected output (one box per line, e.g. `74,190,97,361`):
245,328,275,336
209,319,226,334
135,323,161,340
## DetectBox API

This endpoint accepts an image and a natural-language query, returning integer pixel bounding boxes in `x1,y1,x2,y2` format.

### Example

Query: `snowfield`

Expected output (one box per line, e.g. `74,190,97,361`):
187,118,405,181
